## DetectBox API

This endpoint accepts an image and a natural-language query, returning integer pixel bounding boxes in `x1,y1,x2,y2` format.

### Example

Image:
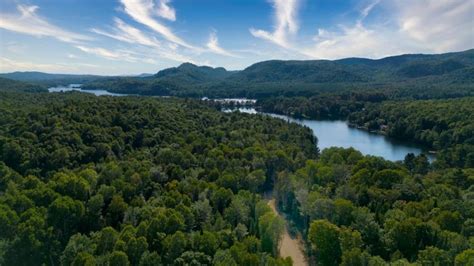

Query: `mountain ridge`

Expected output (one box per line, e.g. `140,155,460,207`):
2,49,473,98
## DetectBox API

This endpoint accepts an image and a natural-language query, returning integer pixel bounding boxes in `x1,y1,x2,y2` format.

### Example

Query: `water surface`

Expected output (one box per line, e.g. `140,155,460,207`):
227,108,433,161
48,85,128,96
47,88,432,162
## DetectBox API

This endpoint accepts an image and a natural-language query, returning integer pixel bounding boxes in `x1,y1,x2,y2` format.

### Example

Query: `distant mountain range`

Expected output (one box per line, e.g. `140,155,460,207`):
1,49,473,98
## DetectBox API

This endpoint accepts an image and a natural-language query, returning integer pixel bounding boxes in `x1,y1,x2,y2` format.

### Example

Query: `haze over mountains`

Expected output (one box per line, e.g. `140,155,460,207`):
1,49,473,98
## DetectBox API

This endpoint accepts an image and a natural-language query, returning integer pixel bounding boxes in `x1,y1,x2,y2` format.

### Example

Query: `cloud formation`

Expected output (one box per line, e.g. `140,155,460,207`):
0,5,90,43
206,31,239,58
91,18,198,63
92,18,162,48
0,56,75,73
250,0,300,48
75,45,157,64
120,0,194,49
255,0,474,60
395,0,473,52
157,0,176,21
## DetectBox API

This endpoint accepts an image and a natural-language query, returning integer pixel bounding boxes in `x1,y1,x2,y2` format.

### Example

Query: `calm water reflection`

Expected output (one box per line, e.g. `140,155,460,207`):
226,108,434,161
48,85,128,96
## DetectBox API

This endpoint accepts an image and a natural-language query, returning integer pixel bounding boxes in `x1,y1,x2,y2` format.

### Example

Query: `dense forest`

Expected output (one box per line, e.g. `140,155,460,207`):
275,147,474,265
258,96,474,168
348,98,474,168
77,49,474,99
0,90,317,265
0,49,473,265
1,84,473,265
0,77,46,93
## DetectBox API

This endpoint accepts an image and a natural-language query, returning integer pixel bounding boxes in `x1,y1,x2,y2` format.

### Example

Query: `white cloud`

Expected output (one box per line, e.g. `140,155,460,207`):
0,5,90,44
0,57,75,73
394,0,474,52
120,0,195,49
250,0,300,48
75,45,151,63
304,22,413,59
157,0,176,21
304,0,474,59
206,31,239,57
91,18,197,63
92,18,162,48
360,0,381,20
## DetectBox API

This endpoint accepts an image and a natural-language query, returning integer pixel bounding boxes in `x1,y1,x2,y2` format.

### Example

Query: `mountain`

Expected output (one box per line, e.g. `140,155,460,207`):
231,60,367,83
154,63,234,83
80,49,474,98
82,63,237,96
236,49,474,82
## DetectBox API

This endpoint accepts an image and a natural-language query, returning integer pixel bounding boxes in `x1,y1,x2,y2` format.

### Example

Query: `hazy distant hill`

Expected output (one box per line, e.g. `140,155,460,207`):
61,49,474,98
0,71,111,87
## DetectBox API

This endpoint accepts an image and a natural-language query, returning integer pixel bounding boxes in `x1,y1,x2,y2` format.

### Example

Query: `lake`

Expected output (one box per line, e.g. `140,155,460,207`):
48,87,433,162
48,85,129,96
225,107,434,162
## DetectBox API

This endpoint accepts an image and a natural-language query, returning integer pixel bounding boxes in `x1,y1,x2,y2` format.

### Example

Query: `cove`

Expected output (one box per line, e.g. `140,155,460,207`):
225,107,434,162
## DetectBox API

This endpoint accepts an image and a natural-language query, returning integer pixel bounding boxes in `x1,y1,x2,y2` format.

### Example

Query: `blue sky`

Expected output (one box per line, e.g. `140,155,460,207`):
0,0,473,75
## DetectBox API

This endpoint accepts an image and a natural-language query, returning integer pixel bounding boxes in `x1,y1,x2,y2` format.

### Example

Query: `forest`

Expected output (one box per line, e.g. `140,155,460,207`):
75,49,473,99
275,147,474,265
257,96,474,168
0,48,473,265
0,90,317,265
0,79,473,265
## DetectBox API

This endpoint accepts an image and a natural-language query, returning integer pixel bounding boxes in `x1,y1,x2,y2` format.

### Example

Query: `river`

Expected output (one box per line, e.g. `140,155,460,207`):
48,86,433,162
48,85,129,96
224,107,434,162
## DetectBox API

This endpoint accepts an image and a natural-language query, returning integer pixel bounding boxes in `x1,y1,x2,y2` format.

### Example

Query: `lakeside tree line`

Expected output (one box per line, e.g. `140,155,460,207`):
258,96,474,169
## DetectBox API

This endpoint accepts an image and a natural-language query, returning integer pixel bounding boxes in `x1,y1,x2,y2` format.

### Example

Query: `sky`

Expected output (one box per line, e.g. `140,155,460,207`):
0,0,473,75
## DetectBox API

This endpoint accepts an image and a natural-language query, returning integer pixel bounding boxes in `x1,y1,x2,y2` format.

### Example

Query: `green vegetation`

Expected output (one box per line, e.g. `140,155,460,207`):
348,98,474,168
0,72,108,87
0,90,315,265
276,147,474,265
81,49,474,99
0,77,46,92
258,96,473,168
0,49,472,265
257,93,386,120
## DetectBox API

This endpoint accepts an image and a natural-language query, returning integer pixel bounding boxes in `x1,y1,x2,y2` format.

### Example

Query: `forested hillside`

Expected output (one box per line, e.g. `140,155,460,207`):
81,50,474,99
0,90,317,265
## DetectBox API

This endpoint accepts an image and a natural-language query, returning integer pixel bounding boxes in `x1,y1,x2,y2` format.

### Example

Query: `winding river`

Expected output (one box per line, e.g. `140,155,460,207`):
48,85,129,96
49,86,433,162
224,107,434,162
